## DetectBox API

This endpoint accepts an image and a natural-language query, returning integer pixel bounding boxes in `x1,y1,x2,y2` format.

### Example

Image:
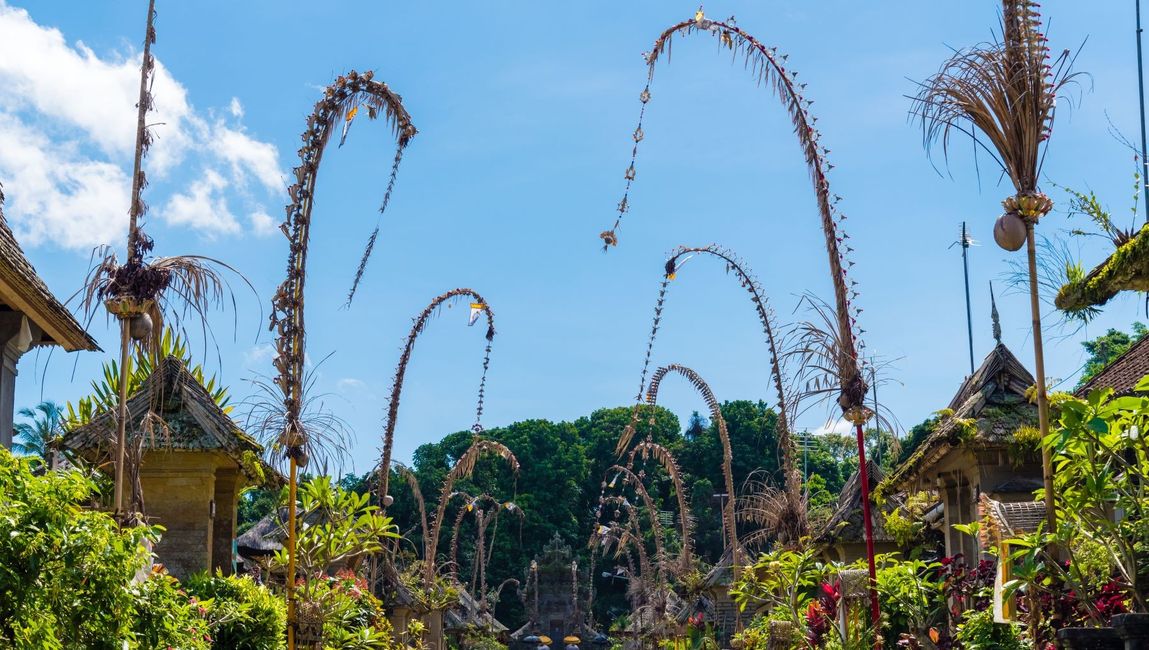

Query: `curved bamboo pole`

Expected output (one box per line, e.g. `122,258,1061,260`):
377,288,496,508
645,364,740,585
423,439,518,584
600,11,876,625
266,70,415,648
600,14,867,412
624,441,693,573
600,465,667,574
663,244,805,538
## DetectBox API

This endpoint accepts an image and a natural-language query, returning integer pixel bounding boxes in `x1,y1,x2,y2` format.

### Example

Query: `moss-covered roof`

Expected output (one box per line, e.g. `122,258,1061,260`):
61,356,268,479
814,461,897,545
883,343,1037,491
1056,223,1149,313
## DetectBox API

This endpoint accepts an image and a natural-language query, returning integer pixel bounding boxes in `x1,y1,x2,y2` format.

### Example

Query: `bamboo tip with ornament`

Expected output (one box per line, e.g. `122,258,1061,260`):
994,191,1053,251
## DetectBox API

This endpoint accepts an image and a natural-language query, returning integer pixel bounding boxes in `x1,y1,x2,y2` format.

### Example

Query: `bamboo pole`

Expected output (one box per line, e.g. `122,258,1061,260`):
848,416,881,648
113,318,131,522
287,458,298,650
1026,223,1056,536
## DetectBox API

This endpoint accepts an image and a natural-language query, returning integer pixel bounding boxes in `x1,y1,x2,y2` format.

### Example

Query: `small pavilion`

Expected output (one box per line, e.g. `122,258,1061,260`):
883,333,1041,560
61,355,271,578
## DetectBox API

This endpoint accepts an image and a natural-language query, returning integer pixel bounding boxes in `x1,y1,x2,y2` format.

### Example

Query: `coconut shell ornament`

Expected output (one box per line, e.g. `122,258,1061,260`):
993,212,1027,251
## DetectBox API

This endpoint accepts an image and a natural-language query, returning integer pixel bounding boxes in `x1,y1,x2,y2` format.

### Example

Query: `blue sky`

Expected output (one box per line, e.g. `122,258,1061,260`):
2,1,1146,474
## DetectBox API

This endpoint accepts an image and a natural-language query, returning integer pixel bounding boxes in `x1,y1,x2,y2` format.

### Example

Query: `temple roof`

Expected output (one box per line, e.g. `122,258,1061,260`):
60,356,266,478
814,461,896,546
1076,333,1149,398
0,186,98,352
884,343,1038,491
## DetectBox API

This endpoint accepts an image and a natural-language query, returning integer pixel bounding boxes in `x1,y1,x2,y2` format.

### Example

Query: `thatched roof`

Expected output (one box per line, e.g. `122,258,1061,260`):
1076,333,1149,398
884,343,1037,491
0,187,97,352
1056,223,1149,314
237,508,287,557
445,587,508,634
978,494,1046,546
60,356,267,479
815,461,896,546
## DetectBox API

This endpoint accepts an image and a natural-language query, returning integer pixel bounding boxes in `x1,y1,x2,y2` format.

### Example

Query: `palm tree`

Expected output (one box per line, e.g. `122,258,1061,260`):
265,69,415,650
13,401,64,463
912,0,1079,537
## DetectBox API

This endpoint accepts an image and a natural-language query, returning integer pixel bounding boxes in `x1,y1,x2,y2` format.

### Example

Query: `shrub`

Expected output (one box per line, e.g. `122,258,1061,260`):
185,571,286,650
130,570,212,650
954,609,1025,650
0,447,154,648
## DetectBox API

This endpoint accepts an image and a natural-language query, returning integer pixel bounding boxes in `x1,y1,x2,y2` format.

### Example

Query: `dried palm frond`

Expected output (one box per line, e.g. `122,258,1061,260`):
787,294,899,431
643,364,740,588
599,13,868,418
736,469,806,549
243,356,352,476
911,0,1080,195
377,288,496,506
268,69,416,464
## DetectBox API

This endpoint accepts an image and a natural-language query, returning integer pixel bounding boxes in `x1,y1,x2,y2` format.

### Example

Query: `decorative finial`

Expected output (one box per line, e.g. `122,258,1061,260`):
990,282,1002,346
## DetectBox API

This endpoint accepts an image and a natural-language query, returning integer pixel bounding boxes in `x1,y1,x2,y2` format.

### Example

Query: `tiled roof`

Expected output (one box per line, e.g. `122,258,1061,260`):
1076,334,1149,398
979,494,1046,544
0,186,98,352
884,344,1038,491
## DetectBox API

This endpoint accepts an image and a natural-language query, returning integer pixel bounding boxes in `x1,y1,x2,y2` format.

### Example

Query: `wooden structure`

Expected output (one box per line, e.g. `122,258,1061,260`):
0,193,98,447
61,356,268,578
883,343,1040,560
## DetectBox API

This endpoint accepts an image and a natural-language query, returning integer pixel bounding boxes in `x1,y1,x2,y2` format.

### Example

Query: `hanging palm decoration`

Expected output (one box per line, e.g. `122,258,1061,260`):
81,0,243,524
598,8,879,625
376,288,495,509
911,0,1079,537
267,68,415,648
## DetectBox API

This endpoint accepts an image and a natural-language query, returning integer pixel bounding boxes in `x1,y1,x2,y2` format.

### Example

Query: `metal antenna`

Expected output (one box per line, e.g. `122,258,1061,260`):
1138,0,1149,223
950,222,977,374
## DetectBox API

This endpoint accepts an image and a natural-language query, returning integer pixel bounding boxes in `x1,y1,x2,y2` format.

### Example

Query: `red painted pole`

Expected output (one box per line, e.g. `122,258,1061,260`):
852,419,882,647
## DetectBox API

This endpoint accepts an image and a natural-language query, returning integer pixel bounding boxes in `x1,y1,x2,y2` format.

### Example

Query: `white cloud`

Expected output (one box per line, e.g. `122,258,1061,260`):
162,169,239,235
250,209,277,236
814,417,852,436
243,343,275,368
0,2,282,250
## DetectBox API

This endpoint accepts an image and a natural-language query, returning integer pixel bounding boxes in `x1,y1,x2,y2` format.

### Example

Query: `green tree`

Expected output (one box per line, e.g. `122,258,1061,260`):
1077,322,1148,388
12,401,63,462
